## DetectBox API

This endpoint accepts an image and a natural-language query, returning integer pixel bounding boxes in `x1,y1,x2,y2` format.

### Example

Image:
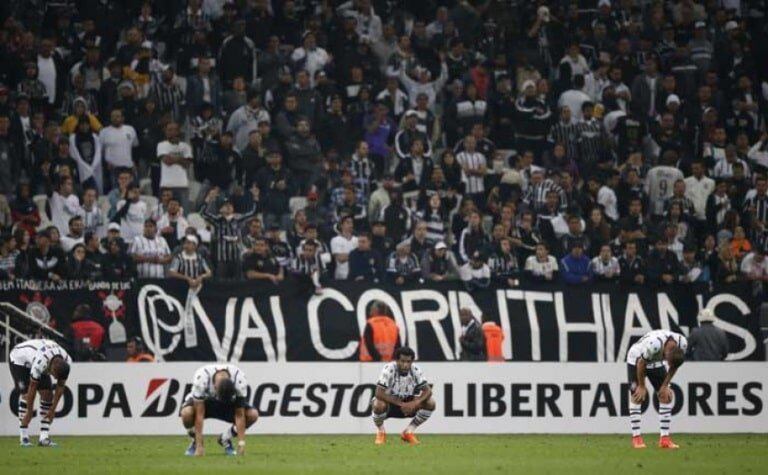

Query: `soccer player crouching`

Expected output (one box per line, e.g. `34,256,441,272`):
626,329,687,449
371,346,435,445
179,364,259,456
9,339,71,447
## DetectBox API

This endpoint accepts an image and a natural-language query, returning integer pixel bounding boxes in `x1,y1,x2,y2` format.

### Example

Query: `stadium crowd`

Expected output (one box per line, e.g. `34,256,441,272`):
0,0,766,294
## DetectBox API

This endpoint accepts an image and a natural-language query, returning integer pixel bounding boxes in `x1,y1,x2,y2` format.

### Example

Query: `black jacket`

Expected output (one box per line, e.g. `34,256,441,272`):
459,319,486,361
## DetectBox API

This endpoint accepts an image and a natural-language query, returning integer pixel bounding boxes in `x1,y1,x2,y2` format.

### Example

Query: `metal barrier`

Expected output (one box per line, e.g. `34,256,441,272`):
0,302,68,361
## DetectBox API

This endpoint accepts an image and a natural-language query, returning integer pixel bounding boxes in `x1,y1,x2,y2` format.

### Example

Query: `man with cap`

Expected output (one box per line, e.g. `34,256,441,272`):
394,109,432,160
421,241,460,282
168,235,212,289
386,241,421,285
687,309,729,361
514,79,551,159
460,251,491,291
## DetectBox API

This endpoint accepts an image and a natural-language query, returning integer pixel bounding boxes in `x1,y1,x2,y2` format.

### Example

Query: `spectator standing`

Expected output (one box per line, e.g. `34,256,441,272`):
168,236,213,289
359,301,400,362
687,309,729,361
129,219,172,279
200,188,258,279
330,215,359,280
99,109,138,184
458,308,486,361
157,122,193,211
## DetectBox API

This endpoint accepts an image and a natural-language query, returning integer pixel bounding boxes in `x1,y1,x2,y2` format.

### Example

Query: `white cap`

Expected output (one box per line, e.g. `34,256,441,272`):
108,223,120,231
521,79,536,91
186,235,199,245
598,0,611,8
435,242,447,250
405,109,419,118
698,308,716,323
724,21,738,32
666,94,681,105
141,40,153,49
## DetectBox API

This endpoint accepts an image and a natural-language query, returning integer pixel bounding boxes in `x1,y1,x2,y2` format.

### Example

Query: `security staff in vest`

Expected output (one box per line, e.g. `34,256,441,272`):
459,308,486,361
482,314,504,362
360,301,401,362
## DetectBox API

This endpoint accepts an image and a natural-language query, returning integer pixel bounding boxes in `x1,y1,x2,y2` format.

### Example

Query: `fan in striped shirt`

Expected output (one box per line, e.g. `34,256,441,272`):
168,235,212,288
348,141,375,198
387,241,422,285
455,135,487,203
523,170,565,213
417,194,448,245
548,106,579,162
575,101,607,171
200,188,259,279
489,237,520,286
129,219,173,278
290,240,326,294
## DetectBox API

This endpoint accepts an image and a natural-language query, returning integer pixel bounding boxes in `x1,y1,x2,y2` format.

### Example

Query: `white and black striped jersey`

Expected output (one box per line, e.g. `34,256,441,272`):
376,362,428,399
200,205,259,264
169,251,211,279
627,330,688,368
130,235,171,278
290,253,326,276
548,120,579,161
712,157,751,180
188,364,248,403
489,252,519,277
575,118,605,164
10,339,71,380
456,151,486,194
416,210,447,245
348,154,375,198
386,252,421,277
590,256,620,278
523,178,565,213
743,193,768,226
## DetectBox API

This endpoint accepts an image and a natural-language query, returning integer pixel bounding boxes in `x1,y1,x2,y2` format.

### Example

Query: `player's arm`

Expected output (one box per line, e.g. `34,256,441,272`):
234,406,246,455
412,384,432,406
44,379,67,423
20,379,39,427
632,358,648,404
193,399,205,456
375,385,402,406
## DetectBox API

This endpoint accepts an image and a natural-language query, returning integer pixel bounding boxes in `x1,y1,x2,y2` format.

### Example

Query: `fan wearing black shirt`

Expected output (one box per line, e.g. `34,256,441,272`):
242,238,283,285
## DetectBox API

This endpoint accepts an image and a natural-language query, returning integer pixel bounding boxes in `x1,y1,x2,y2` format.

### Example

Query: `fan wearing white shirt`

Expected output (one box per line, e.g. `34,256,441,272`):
683,161,715,223
330,215,359,280
49,177,81,235
113,183,148,242
98,109,138,174
597,173,620,222
557,74,591,124
157,122,194,211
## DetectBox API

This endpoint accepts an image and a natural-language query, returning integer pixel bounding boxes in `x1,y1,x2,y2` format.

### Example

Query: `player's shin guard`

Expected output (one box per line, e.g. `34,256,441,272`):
221,425,237,442
629,402,642,437
406,409,432,433
18,400,28,441
39,401,52,440
659,402,673,437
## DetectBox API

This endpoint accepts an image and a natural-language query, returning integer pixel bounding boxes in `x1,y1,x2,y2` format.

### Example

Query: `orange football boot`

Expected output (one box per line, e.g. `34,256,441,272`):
375,431,386,445
632,436,646,449
658,436,679,449
401,431,420,445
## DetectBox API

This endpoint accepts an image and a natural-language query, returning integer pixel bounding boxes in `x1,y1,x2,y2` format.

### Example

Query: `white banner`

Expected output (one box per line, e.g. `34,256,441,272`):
1,363,766,435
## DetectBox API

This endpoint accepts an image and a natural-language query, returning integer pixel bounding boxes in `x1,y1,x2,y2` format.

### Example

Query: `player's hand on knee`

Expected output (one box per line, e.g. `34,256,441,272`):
658,386,672,404
631,385,647,404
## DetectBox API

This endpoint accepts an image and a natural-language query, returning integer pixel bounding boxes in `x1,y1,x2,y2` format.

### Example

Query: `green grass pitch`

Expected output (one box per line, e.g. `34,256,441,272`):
2,434,766,474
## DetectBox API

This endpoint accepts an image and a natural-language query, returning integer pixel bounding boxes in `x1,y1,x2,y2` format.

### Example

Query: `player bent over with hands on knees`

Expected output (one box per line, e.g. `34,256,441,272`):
9,339,71,447
371,346,435,445
180,364,259,456
627,330,687,450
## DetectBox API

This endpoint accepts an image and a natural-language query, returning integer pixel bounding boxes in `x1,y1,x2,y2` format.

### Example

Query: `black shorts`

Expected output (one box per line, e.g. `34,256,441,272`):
181,397,251,423
9,363,52,393
372,396,415,419
626,363,667,393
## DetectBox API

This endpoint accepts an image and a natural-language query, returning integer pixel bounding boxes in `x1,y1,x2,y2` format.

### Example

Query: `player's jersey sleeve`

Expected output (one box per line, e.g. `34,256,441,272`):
377,363,394,389
412,365,427,392
191,367,210,400
234,370,248,399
